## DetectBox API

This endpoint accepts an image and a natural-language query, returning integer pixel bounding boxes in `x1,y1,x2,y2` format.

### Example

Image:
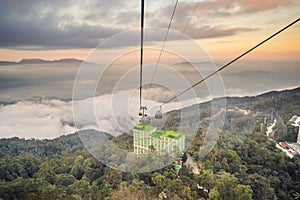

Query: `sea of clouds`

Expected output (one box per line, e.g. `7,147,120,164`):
1,60,299,139
0,88,210,139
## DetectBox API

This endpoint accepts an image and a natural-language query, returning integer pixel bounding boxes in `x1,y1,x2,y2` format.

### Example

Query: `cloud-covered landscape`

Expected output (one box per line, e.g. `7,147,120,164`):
0,59,299,139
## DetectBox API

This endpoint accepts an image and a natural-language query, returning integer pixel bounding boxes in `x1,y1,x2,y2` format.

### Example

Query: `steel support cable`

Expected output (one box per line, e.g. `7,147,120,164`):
149,0,179,89
139,0,145,108
162,17,300,105
182,0,201,34
148,0,200,90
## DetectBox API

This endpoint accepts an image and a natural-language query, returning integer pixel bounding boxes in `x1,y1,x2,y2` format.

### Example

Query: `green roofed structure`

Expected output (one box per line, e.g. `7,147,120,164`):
133,124,185,154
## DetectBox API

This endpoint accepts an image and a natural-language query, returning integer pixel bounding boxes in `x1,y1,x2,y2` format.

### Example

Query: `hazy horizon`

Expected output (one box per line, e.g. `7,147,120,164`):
0,59,299,101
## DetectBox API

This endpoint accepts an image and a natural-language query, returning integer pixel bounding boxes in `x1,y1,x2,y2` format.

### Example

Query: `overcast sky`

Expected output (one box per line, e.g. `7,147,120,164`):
0,0,299,61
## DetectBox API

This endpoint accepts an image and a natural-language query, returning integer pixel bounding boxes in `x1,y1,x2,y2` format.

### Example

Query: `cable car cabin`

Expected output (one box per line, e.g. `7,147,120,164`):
155,110,163,119
155,106,163,119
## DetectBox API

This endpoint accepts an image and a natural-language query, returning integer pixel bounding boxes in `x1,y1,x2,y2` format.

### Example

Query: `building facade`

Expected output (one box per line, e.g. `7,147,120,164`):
133,124,185,154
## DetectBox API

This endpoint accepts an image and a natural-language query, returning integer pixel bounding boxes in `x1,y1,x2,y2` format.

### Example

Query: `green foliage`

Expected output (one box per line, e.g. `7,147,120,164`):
208,172,252,200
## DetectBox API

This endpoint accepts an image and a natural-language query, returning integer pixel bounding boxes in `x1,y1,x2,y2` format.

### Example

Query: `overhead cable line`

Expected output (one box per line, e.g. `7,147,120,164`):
182,0,201,34
149,0,179,88
148,0,200,89
162,17,300,105
139,0,145,109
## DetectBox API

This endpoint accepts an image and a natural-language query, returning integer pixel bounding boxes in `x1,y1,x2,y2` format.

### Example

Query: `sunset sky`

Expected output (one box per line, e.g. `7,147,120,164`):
0,0,299,62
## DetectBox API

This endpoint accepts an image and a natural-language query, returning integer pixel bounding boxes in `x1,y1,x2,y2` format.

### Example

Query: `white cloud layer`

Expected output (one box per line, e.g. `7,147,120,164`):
0,88,169,139
0,99,75,139
0,87,215,139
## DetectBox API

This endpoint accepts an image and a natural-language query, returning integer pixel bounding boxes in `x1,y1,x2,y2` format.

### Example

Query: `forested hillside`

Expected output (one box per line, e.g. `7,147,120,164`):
1,87,300,200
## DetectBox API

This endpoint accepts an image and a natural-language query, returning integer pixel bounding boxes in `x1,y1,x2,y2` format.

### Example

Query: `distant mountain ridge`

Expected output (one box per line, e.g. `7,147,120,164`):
174,61,221,67
0,58,85,65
